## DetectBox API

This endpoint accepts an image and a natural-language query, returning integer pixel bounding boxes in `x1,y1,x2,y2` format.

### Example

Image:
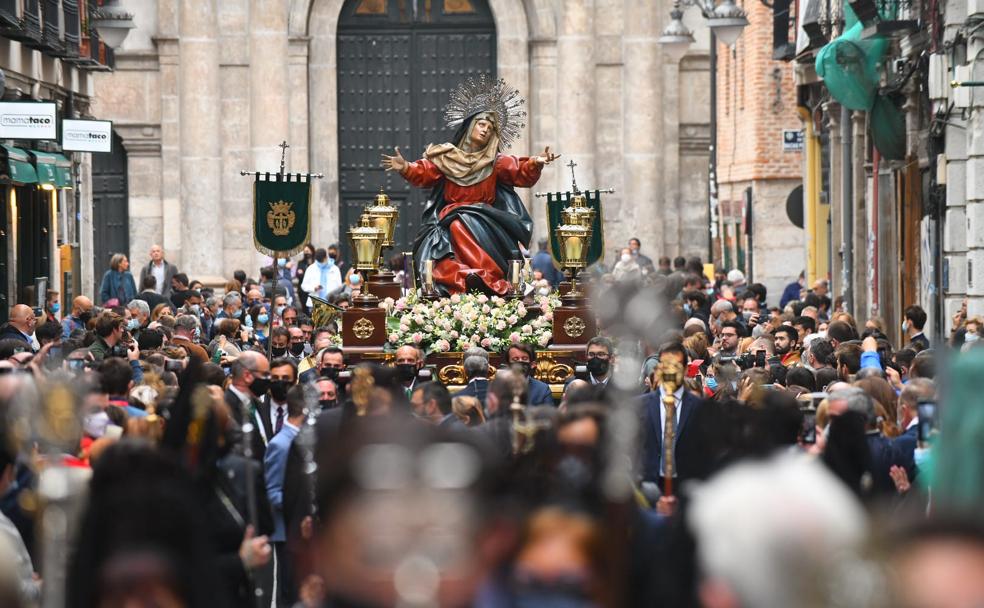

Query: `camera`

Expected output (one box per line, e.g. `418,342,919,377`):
917,400,938,444
799,407,817,444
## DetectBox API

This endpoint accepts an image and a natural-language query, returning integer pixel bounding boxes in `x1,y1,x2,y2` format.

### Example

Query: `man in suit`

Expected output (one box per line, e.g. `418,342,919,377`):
531,238,564,287
454,354,490,408
828,387,905,496
892,378,935,479
410,382,463,428
138,244,179,298
264,384,307,606
249,358,297,463
0,305,36,349
902,305,931,351
640,342,704,490
223,350,271,460
393,344,425,399
504,342,555,406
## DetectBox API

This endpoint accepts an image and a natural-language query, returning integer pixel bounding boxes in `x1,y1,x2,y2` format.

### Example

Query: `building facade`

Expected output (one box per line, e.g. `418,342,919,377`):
0,0,115,322
715,0,805,303
92,0,715,284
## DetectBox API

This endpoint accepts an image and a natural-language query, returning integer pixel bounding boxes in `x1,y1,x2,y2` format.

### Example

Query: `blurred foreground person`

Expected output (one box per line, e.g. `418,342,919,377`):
311,418,514,608
688,454,878,608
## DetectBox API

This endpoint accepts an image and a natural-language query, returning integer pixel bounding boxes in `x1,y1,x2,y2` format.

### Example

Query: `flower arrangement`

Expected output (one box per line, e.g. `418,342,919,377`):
384,292,561,353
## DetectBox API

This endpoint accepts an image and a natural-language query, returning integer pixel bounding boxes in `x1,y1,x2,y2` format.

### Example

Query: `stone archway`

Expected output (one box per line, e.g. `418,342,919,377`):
295,0,532,247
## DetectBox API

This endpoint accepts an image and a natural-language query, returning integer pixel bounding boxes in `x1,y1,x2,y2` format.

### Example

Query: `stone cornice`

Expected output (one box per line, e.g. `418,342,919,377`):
680,123,711,155
112,50,160,72
113,123,162,157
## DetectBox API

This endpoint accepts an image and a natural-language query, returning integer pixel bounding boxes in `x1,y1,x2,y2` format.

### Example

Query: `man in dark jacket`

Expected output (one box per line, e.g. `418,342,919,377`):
531,238,564,287
504,343,555,406
138,244,179,298
0,305,36,348
639,343,704,489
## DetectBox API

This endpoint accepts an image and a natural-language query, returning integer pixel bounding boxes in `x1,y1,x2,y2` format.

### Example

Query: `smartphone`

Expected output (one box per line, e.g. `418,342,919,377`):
800,408,817,444
66,359,86,371
917,401,938,444
755,350,766,368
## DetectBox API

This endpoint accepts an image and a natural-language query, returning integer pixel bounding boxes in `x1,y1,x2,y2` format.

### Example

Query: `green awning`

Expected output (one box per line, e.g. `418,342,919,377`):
30,150,59,186
1,145,38,184
51,153,73,188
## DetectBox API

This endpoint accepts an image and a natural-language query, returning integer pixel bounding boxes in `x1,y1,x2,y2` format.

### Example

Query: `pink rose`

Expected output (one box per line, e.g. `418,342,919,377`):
481,337,492,348
412,332,423,344
509,332,521,344
388,333,399,343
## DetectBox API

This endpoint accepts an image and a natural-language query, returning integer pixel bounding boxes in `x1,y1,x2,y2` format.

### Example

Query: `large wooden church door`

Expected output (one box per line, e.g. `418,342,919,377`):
336,0,496,260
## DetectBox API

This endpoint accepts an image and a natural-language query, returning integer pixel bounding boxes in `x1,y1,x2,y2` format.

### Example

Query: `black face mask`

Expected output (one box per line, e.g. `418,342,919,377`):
269,380,290,402
395,363,418,383
514,361,532,378
78,311,93,324
320,366,340,380
586,357,609,377
289,343,306,357
271,347,288,358
319,399,337,410
249,376,271,397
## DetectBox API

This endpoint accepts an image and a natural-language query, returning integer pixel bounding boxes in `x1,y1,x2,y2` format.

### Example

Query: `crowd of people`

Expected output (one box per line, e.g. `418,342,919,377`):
0,239,982,608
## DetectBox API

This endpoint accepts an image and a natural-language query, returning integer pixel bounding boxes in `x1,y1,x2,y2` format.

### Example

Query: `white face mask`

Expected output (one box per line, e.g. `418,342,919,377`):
966,332,980,343
620,253,631,264
902,321,909,333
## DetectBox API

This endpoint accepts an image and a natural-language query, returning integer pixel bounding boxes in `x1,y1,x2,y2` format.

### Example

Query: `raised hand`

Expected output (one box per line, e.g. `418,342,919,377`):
534,146,560,166
381,146,408,173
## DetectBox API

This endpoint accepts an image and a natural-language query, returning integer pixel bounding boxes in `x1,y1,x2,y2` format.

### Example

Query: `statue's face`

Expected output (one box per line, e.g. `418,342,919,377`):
469,118,494,147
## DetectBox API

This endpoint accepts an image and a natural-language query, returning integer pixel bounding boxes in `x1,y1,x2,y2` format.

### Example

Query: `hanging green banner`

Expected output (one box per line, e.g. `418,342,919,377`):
546,190,605,269
253,176,311,257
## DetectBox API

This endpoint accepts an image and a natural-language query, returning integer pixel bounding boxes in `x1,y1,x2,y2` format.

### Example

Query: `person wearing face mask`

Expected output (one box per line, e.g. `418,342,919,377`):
43,289,61,323
249,358,298,463
287,327,307,362
223,351,273,460
269,327,291,359
251,305,271,348
393,344,424,397
0,305,38,349
172,314,210,363
61,295,94,340
611,247,642,283
961,317,982,351
125,299,151,339
581,337,614,387
505,343,555,406
315,376,338,411
902,305,930,351
301,248,342,309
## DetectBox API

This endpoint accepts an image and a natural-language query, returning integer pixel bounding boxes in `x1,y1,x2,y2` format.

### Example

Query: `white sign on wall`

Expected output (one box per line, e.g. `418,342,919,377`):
61,119,113,153
0,102,57,140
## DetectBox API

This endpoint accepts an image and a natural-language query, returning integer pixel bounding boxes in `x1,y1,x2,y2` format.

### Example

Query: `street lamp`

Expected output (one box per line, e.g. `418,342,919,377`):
658,0,749,58
90,0,135,50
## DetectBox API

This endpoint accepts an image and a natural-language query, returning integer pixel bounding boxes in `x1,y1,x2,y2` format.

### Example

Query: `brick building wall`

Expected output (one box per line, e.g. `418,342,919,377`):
714,0,805,305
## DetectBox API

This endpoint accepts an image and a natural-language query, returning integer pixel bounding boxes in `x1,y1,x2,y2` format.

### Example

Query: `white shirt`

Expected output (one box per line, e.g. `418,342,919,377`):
301,263,342,306
150,260,166,294
658,385,685,477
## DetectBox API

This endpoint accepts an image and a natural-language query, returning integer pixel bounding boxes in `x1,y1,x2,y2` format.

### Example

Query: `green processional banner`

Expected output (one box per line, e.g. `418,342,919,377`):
546,190,605,269
253,176,311,257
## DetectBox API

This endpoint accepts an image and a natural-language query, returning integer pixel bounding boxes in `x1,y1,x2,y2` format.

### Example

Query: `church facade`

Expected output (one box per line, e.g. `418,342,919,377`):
92,0,712,281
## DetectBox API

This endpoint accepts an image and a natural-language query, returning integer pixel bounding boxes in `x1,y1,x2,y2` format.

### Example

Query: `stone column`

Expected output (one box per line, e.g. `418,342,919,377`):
622,0,661,258
529,38,558,239
556,0,596,198
179,0,223,279
249,0,290,270
592,0,624,258
218,0,251,275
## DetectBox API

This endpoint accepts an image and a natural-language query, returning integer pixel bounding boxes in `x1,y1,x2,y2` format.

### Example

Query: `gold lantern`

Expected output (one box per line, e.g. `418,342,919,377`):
560,193,597,233
364,188,399,248
347,217,384,303
555,223,590,300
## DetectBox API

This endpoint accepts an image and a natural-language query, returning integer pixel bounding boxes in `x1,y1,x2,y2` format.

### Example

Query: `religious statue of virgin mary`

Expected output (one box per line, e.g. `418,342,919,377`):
382,75,559,296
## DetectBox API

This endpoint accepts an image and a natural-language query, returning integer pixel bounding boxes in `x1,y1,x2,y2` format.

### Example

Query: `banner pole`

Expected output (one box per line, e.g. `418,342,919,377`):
268,253,277,361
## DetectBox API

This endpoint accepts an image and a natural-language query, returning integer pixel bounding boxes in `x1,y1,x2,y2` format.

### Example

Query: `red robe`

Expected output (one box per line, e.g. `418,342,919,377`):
401,155,542,294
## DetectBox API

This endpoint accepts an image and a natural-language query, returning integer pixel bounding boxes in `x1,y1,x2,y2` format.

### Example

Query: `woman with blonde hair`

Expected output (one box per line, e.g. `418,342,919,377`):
150,303,171,322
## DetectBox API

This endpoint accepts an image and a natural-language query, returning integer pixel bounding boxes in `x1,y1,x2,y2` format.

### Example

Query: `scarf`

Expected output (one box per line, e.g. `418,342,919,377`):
316,259,334,297
424,113,500,187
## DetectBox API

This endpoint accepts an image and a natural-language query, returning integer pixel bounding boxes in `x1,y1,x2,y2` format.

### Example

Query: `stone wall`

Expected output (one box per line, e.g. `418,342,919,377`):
92,0,714,281
715,0,804,295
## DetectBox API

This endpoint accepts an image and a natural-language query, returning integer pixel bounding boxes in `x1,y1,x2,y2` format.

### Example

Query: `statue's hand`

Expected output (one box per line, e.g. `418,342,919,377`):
534,146,560,166
381,146,408,173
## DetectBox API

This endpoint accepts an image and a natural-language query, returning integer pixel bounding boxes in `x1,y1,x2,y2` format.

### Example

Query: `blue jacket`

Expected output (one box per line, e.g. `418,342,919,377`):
527,378,555,407
779,281,803,308
454,378,489,408
98,270,137,305
263,422,300,542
